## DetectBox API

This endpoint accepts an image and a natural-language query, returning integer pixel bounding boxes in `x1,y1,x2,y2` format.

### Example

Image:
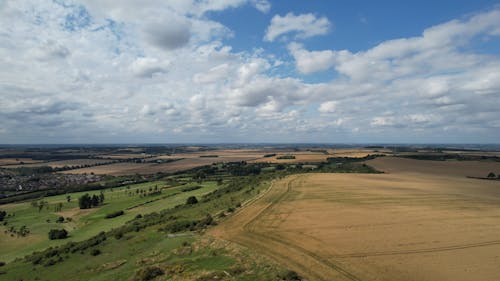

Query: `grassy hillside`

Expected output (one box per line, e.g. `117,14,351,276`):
0,180,219,262
0,161,382,280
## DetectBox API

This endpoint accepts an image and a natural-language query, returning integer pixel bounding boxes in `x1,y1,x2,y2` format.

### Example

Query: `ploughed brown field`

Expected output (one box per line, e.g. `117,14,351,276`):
211,159,500,281
61,156,260,175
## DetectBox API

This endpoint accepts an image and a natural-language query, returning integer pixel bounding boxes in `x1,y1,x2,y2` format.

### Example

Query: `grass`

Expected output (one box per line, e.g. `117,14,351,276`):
0,170,286,281
0,180,220,262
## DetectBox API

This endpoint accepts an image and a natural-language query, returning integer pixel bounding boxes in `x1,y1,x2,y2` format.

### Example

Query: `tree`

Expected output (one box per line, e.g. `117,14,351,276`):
38,200,46,212
66,195,71,202
78,194,92,209
91,195,100,207
0,210,6,222
487,172,496,178
54,202,63,212
99,192,105,204
186,196,198,205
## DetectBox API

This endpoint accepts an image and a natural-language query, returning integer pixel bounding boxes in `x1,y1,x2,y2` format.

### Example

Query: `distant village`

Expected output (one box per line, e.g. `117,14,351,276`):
0,169,102,197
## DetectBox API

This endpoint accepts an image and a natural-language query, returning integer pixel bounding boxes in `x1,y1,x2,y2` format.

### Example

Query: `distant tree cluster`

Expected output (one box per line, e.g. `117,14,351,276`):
31,200,48,212
78,192,105,209
276,155,295,160
6,225,30,237
130,186,160,197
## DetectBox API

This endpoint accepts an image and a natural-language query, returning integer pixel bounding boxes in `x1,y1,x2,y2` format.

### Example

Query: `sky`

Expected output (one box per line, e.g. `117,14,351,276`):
0,0,499,144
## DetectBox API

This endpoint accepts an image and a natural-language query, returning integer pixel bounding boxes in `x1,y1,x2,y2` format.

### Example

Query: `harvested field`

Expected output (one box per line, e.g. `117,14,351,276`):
1,159,112,169
0,158,44,166
367,156,500,178
212,172,500,281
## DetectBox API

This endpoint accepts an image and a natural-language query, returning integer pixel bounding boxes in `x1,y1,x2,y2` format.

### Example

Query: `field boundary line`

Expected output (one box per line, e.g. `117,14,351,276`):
334,240,500,258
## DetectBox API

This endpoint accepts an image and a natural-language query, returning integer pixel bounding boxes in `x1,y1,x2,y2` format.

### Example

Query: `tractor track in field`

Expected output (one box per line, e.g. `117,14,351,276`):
210,171,500,281
209,174,362,281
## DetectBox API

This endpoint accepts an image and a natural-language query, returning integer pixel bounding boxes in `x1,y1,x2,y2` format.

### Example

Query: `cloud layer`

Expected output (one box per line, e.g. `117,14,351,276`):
0,1,499,143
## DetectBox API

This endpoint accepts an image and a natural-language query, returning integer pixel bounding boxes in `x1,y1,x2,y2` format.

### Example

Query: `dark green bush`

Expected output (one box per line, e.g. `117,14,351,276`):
186,196,198,205
279,270,302,280
134,266,164,281
181,185,202,192
162,220,198,233
105,210,124,219
90,249,101,256
48,229,68,240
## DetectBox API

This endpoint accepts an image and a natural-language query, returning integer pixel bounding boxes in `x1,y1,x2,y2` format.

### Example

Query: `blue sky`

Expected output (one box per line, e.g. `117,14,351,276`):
0,0,499,143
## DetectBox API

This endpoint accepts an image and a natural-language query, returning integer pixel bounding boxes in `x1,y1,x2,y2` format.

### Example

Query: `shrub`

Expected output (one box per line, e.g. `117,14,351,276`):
56,216,65,223
162,220,197,233
487,172,496,178
48,229,68,240
197,214,214,228
105,210,124,219
90,249,101,256
134,266,164,281
279,270,302,281
186,196,198,205
0,261,5,267
181,185,202,192
0,211,6,222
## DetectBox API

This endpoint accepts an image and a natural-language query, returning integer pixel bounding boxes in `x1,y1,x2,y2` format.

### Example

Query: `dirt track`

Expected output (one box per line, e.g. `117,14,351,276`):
210,172,500,281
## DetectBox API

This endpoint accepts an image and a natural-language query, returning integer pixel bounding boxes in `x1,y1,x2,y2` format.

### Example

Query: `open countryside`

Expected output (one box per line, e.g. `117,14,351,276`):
2,1,500,280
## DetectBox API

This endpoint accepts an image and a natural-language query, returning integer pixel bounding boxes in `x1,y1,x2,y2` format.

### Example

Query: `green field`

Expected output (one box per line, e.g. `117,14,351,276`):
0,180,219,262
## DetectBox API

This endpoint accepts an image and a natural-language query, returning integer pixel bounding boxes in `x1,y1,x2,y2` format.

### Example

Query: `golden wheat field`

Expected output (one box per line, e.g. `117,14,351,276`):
212,160,500,281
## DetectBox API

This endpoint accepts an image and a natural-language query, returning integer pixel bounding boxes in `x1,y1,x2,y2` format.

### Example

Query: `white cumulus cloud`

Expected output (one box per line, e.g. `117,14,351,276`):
264,12,331,42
